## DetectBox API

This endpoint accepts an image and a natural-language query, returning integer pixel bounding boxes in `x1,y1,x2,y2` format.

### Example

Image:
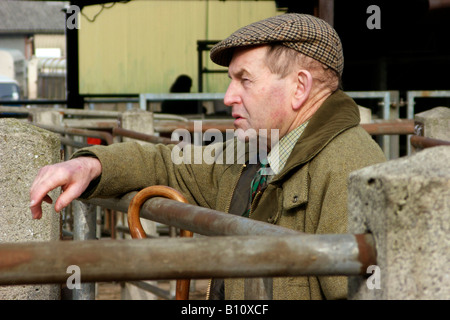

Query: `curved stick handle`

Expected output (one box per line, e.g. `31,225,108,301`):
127,186,193,300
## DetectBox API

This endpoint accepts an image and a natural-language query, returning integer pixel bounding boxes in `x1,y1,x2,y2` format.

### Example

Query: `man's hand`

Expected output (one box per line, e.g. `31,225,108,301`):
30,157,102,219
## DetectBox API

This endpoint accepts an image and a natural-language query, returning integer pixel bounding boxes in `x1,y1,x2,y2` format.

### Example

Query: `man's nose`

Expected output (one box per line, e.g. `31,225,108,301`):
223,81,241,107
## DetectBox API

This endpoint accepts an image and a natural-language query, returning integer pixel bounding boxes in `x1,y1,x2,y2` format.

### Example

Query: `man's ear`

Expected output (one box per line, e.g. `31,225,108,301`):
292,70,313,110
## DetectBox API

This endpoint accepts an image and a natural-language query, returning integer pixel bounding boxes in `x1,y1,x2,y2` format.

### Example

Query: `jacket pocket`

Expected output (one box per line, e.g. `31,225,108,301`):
250,184,280,223
282,163,309,211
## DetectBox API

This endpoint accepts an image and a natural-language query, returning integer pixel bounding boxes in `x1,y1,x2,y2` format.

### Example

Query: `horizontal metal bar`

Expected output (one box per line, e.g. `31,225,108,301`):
153,119,234,133
83,193,300,237
83,94,139,98
33,123,114,145
0,234,376,285
410,135,450,148
346,91,396,99
153,119,416,135
361,119,414,135
407,90,450,99
201,69,228,74
140,93,225,102
0,98,139,105
0,100,67,105
0,106,31,114
84,99,139,103
0,106,121,117
152,114,190,122
112,127,179,145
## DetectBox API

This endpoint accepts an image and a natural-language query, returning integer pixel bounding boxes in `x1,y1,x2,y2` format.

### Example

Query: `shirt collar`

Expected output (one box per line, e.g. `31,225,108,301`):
267,121,309,175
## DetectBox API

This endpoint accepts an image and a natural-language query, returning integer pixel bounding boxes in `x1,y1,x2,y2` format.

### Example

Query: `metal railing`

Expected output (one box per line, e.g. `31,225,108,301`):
0,232,375,284
0,193,377,301
410,135,450,149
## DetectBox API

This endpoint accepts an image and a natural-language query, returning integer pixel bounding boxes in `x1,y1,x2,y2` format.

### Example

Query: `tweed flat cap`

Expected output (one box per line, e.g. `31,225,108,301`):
210,13,344,76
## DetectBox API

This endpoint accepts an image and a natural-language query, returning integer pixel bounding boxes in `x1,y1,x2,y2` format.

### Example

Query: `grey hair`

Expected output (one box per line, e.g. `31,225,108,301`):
264,44,342,91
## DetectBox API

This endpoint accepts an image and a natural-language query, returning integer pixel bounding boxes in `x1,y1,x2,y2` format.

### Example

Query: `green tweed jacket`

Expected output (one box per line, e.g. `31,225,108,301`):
74,90,386,300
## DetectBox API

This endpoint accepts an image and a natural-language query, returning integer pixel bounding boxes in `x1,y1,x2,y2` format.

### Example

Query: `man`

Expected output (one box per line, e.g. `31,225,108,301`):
30,13,386,299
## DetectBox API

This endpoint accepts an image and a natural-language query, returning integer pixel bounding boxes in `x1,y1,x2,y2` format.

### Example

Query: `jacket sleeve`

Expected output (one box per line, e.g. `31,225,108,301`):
71,141,228,209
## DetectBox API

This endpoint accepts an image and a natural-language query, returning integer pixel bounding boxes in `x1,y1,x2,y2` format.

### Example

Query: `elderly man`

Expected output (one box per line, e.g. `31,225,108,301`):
30,14,385,300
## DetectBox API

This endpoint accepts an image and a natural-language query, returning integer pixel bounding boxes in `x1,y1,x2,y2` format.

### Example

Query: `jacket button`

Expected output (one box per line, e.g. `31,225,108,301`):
293,196,298,203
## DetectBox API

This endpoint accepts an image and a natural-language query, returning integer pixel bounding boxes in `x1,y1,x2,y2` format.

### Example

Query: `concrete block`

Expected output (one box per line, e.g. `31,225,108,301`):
32,110,63,126
358,106,372,124
348,146,450,299
414,106,450,140
121,110,154,144
0,119,61,299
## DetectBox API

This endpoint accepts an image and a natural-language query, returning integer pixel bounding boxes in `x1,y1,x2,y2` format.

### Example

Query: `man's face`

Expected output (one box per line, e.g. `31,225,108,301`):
224,45,295,142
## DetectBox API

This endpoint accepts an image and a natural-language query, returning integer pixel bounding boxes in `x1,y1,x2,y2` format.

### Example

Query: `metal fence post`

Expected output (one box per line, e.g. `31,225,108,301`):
72,200,97,300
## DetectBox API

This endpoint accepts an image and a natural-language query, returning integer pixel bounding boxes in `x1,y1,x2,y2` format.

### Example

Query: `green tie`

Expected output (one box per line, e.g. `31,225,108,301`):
243,162,269,218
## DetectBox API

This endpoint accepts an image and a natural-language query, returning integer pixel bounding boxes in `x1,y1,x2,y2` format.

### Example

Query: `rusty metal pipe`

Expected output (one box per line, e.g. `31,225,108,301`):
113,127,180,145
119,119,415,137
360,119,415,135
33,123,114,145
0,233,376,286
83,193,300,237
410,135,450,149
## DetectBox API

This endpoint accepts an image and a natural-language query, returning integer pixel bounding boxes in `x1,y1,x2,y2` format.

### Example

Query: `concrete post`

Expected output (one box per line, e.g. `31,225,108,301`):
0,119,61,299
358,106,372,124
347,146,450,299
31,110,63,126
120,110,159,300
121,110,155,143
414,106,450,141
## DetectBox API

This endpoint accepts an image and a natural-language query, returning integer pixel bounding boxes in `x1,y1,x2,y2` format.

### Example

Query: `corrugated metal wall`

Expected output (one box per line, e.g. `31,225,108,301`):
79,0,281,95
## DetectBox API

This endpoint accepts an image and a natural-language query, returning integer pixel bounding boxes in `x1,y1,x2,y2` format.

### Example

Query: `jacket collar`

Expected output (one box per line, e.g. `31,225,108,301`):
271,90,361,183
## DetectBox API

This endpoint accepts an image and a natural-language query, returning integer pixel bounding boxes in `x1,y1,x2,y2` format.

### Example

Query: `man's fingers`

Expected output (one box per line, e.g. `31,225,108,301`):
30,194,52,219
29,157,102,219
29,177,61,219
31,184,82,217
54,184,86,213
30,203,41,219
